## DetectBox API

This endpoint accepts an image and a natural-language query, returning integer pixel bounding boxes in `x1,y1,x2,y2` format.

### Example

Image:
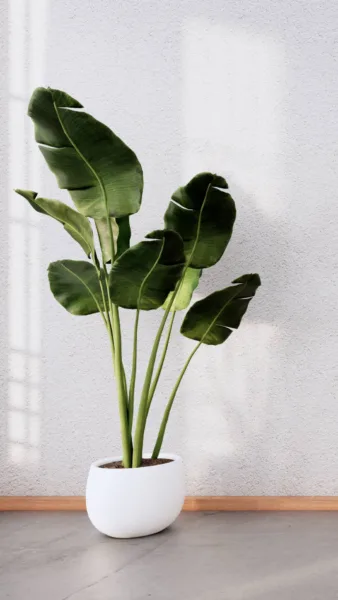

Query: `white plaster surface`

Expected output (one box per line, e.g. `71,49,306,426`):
1,0,338,495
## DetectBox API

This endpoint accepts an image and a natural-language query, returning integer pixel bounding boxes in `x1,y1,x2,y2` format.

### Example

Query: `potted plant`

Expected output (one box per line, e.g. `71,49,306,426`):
16,87,261,538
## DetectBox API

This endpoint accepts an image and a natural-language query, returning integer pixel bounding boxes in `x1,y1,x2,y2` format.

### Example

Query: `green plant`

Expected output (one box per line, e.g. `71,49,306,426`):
16,87,261,468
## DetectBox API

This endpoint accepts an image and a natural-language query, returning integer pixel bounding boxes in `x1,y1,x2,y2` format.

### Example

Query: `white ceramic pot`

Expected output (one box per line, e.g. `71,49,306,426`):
86,453,185,538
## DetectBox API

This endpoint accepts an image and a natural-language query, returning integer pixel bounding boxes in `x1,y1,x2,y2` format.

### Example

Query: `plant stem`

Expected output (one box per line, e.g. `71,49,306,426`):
92,253,132,462
132,295,177,466
128,309,140,434
97,280,109,327
106,217,132,467
152,277,251,458
148,185,214,458
95,224,130,465
132,186,211,466
101,258,129,409
92,233,116,358
112,303,132,467
152,341,201,458
53,98,131,465
146,311,176,415
133,268,193,465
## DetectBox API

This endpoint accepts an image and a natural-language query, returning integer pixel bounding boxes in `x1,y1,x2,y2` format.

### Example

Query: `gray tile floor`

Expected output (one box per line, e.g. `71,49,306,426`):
1,512,338,599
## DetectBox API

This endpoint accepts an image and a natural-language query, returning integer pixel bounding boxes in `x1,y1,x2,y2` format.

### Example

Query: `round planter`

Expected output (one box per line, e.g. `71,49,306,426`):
86,453,185,538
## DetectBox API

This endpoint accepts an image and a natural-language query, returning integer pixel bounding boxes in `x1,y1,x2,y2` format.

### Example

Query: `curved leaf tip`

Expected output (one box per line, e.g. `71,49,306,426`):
146,229,184,265
29,87,83,114
165,171,236,268
172,172,228,210
28,86,143,219
15,189,38,201
16,189,93,256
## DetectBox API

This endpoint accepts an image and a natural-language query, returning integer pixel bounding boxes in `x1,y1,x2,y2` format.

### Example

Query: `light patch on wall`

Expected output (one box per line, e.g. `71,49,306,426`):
7,0,49,466
8,382,26,410
9,351,26,381
182,322,276,486
180,19,281,483
182,19,284,217
28,388,41,413
218,321,277,435
8,222,26,351
8,410,26,444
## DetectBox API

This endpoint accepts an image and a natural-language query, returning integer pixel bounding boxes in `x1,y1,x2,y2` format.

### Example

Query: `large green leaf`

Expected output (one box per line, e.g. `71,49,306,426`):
28,87,143,219
162,267,201,311
164,172,236,268
15,189,94,256
109,230,185,310
95,215,131,262
48,260,104,315
181,273,261,345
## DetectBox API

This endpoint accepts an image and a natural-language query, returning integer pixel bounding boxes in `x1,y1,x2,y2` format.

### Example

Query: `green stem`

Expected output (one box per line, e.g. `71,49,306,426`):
128,309,140,434
132,293,178,467
93,236,115,356
54,98,131,466
149,185,214,458
100,260,130,465
97,281,108,327
105,219,132,467
147,311,176,415
102,260,128,402
132,187,211,466
112,303,132,467
152,341,201,458
153,278,251,458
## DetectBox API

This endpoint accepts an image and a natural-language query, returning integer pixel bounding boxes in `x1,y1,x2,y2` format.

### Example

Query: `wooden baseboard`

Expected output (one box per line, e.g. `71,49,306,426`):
0,496,338,512
183,496,338,511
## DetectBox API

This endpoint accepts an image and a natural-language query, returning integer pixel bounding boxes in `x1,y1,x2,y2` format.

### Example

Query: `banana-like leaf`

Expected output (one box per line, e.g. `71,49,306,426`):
115,216,132,257
162,267,201,311
28,87,143,219
181,273,261,345
16,189,94,256
48,260,104,315
109,230,185,310
165,172,236,268
95,216,131,262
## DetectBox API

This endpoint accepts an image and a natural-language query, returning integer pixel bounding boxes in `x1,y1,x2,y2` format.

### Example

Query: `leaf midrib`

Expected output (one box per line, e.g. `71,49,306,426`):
199,281,249,344
59,262,101,313
136,238,165,309
52,99,109,218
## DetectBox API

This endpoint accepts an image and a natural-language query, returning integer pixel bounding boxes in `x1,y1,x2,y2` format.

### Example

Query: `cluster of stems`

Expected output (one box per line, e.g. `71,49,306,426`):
93,217,200,468
91,207,209,468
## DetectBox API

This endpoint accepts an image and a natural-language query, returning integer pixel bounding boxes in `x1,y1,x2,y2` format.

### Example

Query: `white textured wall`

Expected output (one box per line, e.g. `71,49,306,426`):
1,0,338,496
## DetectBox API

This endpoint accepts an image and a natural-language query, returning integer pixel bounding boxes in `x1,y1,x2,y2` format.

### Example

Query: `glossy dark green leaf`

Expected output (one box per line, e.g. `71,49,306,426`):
95,215,131,262
48,260,103,315
109,230,185,310
181,273,261,345
28,87,143,219
16,189,94,256
162,267,201,311
164,172,236,268
115,216,132,257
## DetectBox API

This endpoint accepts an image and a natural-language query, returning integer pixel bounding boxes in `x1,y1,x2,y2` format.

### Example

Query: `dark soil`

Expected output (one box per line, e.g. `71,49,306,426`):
100,458,173,469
